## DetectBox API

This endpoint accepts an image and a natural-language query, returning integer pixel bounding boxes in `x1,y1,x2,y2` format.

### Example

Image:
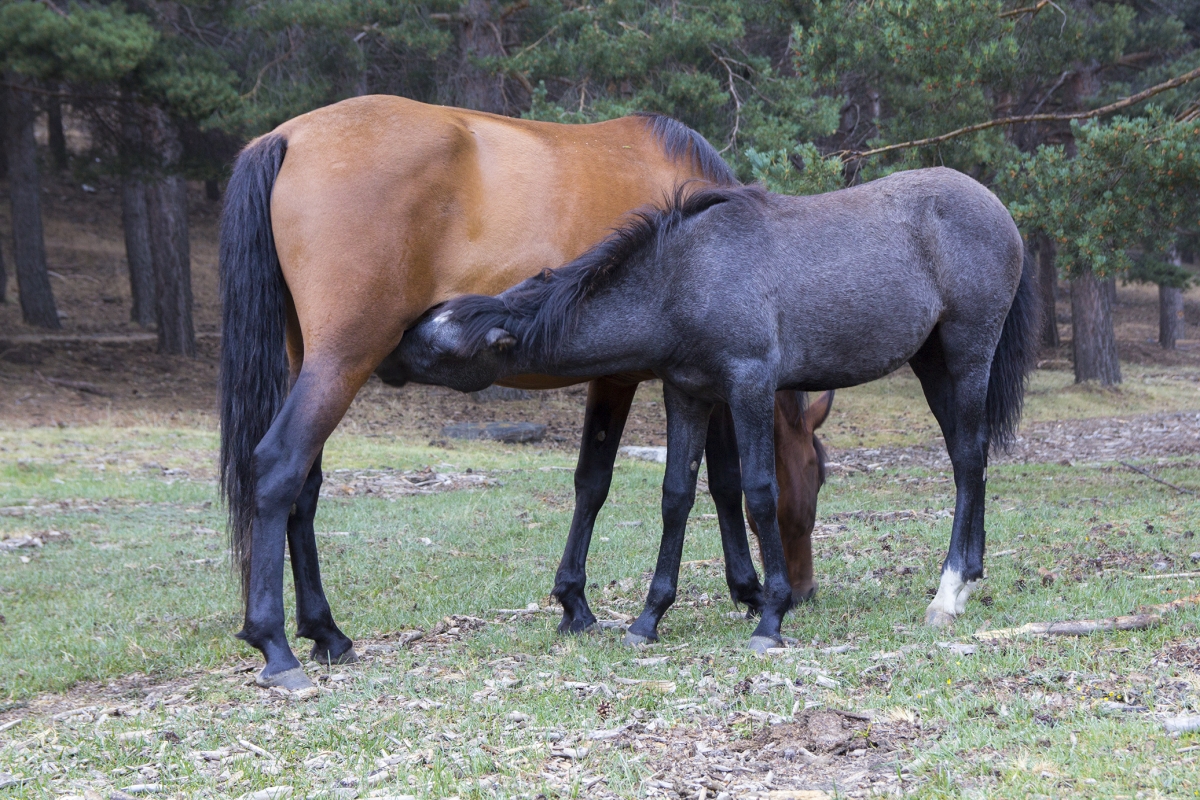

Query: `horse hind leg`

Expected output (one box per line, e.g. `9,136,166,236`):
287,449,357,665
909,332,990,628
238,361,365,689
552,378,638,634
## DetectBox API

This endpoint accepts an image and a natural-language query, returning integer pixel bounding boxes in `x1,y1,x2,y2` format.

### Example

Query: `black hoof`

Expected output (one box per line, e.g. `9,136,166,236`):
310,640,357,665
747,635,782,654
558,613,598,635
256,666,315,691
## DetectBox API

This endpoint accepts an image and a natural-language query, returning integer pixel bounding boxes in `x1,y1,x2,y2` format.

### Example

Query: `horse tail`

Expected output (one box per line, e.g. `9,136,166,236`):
986,247,1040,452
218,133,290,603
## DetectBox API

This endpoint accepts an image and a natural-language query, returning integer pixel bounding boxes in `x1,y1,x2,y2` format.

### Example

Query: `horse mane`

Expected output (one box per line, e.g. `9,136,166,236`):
635,113,738,187
443,184,770,360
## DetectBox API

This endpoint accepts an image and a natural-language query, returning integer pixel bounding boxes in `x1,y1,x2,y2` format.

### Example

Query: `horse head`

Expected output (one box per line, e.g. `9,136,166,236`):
392,305,514,393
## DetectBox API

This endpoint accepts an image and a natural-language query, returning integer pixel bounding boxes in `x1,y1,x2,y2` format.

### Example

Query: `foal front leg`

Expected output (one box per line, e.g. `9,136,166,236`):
730,388,793,653
704,403,765,613
553,378,638,633
624,386,712,646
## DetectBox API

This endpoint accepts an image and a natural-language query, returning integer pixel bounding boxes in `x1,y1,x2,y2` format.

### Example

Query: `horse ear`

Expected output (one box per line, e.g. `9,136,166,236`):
485,328,516,352
805,390,834,431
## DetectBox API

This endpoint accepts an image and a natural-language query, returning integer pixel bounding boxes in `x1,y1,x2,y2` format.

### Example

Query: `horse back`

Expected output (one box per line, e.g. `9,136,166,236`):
266,95,709,370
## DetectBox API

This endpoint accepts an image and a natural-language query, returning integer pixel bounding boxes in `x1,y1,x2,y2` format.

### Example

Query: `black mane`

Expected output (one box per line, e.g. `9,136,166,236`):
443,184,769,360
635,113,738,187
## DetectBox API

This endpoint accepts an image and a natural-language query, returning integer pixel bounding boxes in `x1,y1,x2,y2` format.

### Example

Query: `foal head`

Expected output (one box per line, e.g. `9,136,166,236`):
395,306,515,392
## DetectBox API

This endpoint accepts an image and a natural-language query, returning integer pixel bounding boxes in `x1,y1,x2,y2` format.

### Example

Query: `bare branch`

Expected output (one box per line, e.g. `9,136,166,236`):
998,0,1050,19
711,48,743,154
36,0,68,18
836,65,1200,162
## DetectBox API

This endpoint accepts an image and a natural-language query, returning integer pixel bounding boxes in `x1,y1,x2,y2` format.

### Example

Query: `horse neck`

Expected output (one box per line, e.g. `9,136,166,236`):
504,271,657,379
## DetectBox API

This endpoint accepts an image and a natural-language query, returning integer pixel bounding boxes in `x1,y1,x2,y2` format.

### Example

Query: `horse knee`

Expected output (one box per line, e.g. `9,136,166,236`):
742,482,778,526
661,486,695,524
573,471,612,509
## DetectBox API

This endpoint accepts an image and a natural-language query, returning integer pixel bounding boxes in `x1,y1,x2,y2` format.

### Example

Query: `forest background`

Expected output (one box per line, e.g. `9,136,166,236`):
1,0,1199,385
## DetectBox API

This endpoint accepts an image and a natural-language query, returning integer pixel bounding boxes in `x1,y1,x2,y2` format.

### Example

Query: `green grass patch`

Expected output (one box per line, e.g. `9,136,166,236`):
0,422,1199,797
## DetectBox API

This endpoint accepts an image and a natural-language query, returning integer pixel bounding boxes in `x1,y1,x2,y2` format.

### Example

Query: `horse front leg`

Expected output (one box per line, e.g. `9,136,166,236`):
624,385,712,646
238,366,359,690
287,449,356,665
553,378,638,633
704,403,764,614
729,386,793,654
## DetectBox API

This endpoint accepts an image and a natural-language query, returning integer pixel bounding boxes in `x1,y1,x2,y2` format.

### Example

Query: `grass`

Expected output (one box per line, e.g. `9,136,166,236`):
1,377,1200,798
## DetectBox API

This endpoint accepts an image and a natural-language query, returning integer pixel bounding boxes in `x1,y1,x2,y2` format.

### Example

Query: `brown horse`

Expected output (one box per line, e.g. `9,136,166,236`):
218,95,828,690
747,390,833,602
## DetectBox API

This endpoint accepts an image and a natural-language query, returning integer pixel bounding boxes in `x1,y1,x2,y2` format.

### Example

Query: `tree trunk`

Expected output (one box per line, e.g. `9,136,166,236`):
452,0,507,113
119,99,156,328
0,86,7,180
204,179,220,202
1159,284,1184,350
4,77,60,328
1036,234,1059,348
1070,269,1121,385
0,239,6,304
47,91,67,171
122,178,156,327
144,107,194,356
146,175,194,355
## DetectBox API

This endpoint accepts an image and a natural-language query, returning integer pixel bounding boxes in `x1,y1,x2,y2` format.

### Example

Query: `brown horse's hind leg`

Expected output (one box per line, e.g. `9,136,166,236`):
238,361,365,688
287,449,357,665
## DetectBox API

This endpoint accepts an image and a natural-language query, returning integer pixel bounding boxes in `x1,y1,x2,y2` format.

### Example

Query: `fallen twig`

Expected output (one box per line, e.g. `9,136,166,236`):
828,708,872,722
1119,461,1197,496
975,614,1161,641
975,594,1200,641
34,370,111,397
1141,571,1200,581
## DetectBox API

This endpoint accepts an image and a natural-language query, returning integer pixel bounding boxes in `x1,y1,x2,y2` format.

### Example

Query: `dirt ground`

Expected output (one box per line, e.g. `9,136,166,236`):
2,168,1200,453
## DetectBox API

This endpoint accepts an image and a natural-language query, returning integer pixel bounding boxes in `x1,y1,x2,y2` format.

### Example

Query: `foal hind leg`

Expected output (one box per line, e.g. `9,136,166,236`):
553,378,638,633
238,362,364,689
287,449,357,665
705,403,765,614
624,386,713,646
909,335,991,627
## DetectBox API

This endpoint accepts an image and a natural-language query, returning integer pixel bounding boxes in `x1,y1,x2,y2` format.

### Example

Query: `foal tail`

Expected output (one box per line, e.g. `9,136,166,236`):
218,134,290,603
986,250,1040,452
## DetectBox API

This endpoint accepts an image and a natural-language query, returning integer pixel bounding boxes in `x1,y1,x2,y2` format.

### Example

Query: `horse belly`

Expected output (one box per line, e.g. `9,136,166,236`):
778,293,940,390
